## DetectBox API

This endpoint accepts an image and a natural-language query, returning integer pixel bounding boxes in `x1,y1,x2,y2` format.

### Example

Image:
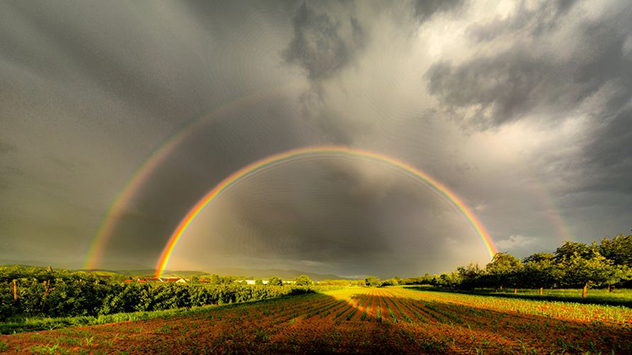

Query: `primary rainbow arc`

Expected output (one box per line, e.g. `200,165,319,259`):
155,146,497,278
85,82,568,271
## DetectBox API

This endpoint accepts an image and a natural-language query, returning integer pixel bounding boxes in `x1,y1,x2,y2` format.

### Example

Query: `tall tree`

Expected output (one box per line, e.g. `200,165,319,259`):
555,241,591,261
364,276,381,287
457,262,482,289
561,249,615,298
598,235,632,267
486,252,522,291
268,277,283,286
522,253,562,294
294,275,312,286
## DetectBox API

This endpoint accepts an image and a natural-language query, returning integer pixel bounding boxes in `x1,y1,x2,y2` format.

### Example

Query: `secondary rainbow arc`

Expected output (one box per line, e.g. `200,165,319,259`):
85,83,569,271
155,146,497,278
83,82,302,270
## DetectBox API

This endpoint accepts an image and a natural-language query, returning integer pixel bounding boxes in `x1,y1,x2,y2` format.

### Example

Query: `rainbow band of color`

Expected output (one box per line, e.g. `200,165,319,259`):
86,81,568,271
155,146,497,278
84,82,302,270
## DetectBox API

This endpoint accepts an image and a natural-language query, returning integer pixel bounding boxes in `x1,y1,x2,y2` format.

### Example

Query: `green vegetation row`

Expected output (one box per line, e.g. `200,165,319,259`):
0,292,320,335
368,235,632,299
0,266,313,322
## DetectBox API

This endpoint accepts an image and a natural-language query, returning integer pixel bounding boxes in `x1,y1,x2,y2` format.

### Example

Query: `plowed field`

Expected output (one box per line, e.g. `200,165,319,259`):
1,286,631,354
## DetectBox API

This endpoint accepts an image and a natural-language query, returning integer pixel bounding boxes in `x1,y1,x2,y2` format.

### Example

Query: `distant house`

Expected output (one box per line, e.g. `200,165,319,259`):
161,277,187,283
240,279,296,285
125,277,187,283
244,280,269,285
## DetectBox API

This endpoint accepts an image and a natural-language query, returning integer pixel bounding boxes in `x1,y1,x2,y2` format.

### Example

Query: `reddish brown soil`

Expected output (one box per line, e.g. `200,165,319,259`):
1,288,630,354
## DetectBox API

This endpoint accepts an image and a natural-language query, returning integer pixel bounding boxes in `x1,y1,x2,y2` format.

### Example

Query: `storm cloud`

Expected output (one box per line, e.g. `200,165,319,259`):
1,0,631,277
425,0,632,197
425,0,632,128
284,2,367,82
412,0,466,22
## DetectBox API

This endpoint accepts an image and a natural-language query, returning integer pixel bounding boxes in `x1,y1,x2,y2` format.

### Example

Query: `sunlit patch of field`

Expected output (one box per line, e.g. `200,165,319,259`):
1,286,631,354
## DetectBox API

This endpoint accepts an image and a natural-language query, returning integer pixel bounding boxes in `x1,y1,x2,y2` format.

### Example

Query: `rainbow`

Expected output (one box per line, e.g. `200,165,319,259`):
83,82,302,270
155,146,497,278
84,128,190,270
85,84,568,271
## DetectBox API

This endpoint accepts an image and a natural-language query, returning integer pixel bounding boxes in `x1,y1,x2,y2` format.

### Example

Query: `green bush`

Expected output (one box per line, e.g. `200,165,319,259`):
0,266,313,321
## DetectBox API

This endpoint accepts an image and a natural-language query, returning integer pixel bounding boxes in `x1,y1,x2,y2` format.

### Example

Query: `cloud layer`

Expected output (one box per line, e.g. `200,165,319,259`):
1,0,630,276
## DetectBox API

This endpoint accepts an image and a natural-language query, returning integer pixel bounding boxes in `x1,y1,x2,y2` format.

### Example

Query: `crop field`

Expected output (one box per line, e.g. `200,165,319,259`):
1,286,631,354
428,287,632,307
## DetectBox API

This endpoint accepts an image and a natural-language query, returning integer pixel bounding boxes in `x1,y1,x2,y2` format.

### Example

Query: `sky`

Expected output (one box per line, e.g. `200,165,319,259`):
0,0,630,278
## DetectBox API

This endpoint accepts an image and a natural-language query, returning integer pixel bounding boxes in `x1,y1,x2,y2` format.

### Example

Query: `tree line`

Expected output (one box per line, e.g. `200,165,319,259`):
0,266,312,321
367,235,632,298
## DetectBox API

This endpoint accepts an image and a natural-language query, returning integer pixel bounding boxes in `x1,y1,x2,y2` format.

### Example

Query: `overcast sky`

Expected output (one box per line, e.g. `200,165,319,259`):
1,0,630,278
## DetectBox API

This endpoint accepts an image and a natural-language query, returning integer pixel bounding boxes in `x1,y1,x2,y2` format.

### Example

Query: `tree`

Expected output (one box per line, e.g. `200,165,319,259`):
602,265,632,292
220,276,235,284
294,275,312,286
437,272,463,288
598,235,632,267
561,249,615,298
457,262,482,289
521,253,562,294
364,276,381,287
208,274,221,285
486,252,522,291
381,278,398,286
421,273,433,284
254,279,264,286
555,241,591,261
268,277,283,286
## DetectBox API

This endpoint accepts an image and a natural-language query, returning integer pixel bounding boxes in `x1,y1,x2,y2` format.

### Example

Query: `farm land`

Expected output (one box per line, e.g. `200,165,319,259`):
1,286,631,354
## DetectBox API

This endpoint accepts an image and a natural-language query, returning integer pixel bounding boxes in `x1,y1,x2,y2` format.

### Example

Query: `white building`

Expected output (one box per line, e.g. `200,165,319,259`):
244,280,268,285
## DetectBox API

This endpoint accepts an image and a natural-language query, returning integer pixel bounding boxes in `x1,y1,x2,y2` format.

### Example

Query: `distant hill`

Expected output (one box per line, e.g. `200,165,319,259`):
109,268,348,281
0,261,350,280
0,259,152,271
208,267,349,281
0,259,82,269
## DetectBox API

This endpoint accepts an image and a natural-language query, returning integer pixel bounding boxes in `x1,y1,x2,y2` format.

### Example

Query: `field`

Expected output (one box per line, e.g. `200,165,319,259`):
1,286,631,354
418,287,632,308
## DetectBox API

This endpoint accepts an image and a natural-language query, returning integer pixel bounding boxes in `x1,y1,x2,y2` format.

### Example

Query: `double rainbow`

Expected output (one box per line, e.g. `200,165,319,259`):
155,146,497,278
85,83,569,272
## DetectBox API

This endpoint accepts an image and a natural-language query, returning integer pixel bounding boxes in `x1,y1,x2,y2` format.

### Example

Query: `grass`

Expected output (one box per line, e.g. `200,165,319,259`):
394,286,632,325
409,286,632,307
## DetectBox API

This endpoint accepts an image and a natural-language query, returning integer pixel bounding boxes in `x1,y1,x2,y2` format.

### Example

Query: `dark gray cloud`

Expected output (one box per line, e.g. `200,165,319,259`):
424,0,632,199
426,0,631,123
0,140,17,155
580,107,632,193
0,0,299,263
426,13,632,128
0,140,18,191
1,0,630,276
0,2,208,121
412,0,466,22
284,2,367,82
282,2,373,145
